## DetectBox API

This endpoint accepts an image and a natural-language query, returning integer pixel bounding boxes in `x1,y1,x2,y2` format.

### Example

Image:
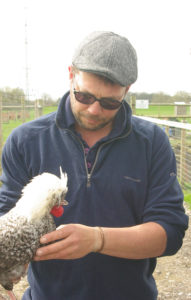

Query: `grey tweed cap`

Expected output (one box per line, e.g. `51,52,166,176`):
72,31,138,87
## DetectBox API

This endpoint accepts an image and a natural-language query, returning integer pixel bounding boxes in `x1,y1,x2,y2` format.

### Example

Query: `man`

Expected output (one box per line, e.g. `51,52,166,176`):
0,31,188,300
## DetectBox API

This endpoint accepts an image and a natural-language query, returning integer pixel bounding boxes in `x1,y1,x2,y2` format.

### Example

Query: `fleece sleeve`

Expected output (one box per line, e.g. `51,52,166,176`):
0,129,30,215
142,126,189,256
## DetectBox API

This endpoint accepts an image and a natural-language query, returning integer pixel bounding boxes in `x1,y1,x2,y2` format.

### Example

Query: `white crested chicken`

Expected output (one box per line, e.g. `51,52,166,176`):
0,169,68,300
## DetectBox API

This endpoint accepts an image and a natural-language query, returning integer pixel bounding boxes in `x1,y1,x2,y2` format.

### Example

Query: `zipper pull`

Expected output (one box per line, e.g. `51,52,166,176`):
87,174,91,187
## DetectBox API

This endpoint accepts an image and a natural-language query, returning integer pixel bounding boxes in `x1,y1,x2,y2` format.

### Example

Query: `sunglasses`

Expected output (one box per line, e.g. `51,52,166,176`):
73,88,124,110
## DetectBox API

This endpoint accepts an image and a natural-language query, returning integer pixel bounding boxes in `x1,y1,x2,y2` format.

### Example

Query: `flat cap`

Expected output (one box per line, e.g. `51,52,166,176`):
72,31,138,86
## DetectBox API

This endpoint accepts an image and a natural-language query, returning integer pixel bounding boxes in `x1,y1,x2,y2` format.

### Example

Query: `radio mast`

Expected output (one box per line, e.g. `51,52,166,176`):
24,2,29,101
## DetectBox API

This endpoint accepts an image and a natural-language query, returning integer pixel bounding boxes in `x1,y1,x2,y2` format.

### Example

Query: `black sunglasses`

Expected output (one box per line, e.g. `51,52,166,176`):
73,88,124,110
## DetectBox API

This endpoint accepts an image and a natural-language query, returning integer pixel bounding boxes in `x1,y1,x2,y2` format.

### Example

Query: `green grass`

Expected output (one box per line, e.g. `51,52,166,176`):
136,105,190,117
183,193,191,209
136,105,174,116
2,111,35,141
43,106,58,115
3,120,23,140
2,106,57,141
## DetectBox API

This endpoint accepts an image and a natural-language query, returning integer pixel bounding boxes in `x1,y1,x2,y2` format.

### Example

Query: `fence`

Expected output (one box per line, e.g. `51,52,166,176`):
134,103,191,118
137,116,191,192
0,94,43,151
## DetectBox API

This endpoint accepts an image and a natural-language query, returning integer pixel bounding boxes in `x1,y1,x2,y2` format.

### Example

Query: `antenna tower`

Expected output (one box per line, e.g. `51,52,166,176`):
24,2,29,101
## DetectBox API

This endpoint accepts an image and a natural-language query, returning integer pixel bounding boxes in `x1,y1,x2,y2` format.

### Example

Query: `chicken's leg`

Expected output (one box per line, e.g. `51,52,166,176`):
0,290,17,300
7,290,17,300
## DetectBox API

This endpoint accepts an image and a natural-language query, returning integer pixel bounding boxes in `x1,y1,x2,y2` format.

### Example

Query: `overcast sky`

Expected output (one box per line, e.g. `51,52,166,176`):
0,0,190,99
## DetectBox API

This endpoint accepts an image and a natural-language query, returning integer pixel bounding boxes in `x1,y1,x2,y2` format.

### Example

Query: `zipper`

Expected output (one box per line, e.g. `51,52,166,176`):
65,127,132,187
64,129,90,184
87,174,91,187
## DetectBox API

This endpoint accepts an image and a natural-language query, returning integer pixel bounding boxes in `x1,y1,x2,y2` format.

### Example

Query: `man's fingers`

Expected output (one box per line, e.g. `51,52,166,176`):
37,239,67,256
40,225,68,244
35,224,96,261
34,239,73,261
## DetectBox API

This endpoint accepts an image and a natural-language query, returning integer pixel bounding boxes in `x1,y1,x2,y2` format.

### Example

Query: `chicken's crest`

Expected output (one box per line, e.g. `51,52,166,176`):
15,172,68,221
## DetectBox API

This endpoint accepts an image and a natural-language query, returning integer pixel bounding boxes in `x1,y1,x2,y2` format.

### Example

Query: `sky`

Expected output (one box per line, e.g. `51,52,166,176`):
0,0,191,100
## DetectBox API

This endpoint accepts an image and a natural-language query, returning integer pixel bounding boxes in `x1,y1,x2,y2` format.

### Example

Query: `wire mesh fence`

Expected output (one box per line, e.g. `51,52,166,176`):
0,94,43,151
138,116,191,193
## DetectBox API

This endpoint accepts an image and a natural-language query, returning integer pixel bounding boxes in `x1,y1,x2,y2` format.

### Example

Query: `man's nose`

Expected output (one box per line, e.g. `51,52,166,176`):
87,100,102,114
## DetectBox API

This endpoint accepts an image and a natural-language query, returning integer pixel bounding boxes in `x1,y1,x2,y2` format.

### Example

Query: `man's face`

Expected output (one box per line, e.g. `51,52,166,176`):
69,70,127,132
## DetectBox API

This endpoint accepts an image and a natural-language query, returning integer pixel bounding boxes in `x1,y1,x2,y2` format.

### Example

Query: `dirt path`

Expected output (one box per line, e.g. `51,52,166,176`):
154,203,191,299
0,204,190,300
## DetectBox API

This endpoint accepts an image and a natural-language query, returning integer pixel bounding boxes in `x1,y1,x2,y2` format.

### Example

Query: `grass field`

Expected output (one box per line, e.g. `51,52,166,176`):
136,105,174,116
136,105,191,118
43,106,58,115
183,193,191,209
2,106,58,141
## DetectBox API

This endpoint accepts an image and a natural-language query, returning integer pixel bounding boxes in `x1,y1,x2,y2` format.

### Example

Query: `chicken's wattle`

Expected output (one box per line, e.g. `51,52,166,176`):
50,206,64,217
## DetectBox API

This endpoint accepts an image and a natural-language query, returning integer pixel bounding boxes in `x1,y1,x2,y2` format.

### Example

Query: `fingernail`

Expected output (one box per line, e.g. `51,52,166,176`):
41,236,47,243
36,249,42,256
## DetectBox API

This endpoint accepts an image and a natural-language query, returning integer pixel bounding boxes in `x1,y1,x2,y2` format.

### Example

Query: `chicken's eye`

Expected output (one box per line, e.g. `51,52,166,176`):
60,191,68,206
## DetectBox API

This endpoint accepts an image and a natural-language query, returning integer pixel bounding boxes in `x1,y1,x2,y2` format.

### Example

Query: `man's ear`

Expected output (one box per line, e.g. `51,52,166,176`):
125,85,131,93
68,66,74,80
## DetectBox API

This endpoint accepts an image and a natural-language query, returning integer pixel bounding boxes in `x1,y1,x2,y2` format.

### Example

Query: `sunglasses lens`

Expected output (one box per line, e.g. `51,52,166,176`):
74,92,94,105
100,99,122,110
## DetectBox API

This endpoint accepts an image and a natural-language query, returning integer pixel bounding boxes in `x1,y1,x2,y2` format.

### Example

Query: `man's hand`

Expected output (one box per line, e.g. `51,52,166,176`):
34,224,102,261
34,222,167,261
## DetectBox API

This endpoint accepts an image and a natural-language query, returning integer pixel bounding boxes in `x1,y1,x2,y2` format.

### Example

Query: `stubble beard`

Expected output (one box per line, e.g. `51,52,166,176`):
73,111,114,131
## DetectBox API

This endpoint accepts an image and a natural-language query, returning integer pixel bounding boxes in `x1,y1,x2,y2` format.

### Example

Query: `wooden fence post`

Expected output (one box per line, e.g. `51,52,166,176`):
34,100,38,119
0,95,3,152
21,95,26,123
35,100,43,119
165,125,169,137
130,95,136,115
180,128,186,186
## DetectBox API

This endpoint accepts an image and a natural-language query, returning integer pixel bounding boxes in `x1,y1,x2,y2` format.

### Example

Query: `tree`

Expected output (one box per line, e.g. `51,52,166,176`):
172,91,191,103
41,93,55,106
0,87,25,105
151,92,171,104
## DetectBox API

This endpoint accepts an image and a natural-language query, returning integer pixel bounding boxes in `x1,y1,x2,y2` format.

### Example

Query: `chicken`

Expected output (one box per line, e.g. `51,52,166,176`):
0,169,68,300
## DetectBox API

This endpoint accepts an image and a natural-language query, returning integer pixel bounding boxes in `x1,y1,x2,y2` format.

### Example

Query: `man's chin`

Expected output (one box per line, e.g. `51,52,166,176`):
77,117,104,131
75,114,113,131
81,123,104,131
